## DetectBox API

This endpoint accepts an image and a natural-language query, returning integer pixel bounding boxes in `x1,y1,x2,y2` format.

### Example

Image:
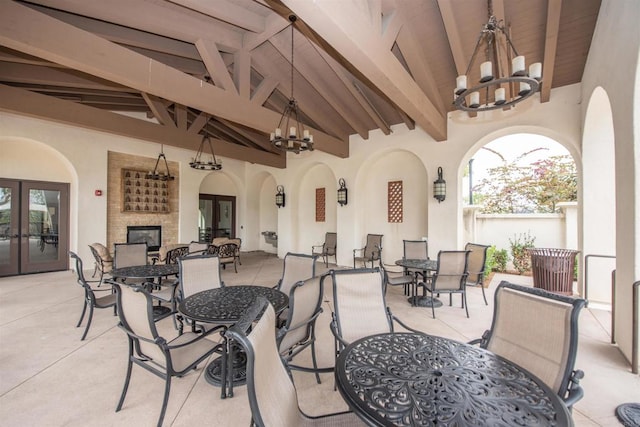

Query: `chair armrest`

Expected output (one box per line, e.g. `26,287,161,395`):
273,279,282,290
329,315,350,348
467,338,482,346
387,307,421,333
311,244,324,250
167,326,227,350
563,369,585,408
352,247,365,256
467,330,490,347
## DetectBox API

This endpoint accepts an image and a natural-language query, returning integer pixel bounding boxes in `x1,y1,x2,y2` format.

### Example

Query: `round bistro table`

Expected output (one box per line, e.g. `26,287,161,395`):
336,332,573,427
178,285,288,398
394,258,443,307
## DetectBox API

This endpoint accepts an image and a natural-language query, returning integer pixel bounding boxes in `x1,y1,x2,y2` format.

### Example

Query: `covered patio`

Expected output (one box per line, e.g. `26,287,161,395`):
0,251,637,426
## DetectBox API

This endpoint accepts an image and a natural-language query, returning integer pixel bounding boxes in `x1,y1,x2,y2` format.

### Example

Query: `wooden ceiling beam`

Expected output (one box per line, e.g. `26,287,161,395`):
142,93,176,127
195,38,237,93
0,62,129,91
168,0,265,33
272,0,447,141
540,0,561,103
0,84,285,168
0,2,347,158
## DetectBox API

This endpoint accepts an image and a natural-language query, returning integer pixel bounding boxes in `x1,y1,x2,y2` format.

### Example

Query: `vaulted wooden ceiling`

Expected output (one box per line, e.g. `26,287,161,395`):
0,0,600,168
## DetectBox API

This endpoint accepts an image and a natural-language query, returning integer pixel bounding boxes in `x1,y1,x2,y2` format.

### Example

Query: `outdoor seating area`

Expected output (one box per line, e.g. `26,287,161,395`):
0,250,637,426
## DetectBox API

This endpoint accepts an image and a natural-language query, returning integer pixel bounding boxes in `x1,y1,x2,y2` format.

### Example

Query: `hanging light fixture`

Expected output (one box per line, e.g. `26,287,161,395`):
146,144,175,181
190,115,222,171
453,0,541,112
270,15,314,154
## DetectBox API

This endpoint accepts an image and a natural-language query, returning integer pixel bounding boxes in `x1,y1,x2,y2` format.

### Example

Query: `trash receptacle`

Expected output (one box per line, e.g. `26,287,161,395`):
528,248,579,295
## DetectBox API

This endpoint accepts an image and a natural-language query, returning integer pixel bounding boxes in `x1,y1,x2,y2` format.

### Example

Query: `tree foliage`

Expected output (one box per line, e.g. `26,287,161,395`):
473,148,577,214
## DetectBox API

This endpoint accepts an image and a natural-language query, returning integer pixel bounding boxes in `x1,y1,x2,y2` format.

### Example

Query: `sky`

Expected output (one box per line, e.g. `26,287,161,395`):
463,133,571,202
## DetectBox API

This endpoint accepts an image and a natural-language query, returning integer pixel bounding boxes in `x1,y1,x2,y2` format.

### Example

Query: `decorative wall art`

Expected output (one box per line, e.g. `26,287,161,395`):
122,169,170,213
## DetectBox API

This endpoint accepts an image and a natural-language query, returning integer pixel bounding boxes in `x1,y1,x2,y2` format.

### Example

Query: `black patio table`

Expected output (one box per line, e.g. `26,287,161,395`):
336,332,573,427
178,285,288,398
394,258,442,307
110,263,179,319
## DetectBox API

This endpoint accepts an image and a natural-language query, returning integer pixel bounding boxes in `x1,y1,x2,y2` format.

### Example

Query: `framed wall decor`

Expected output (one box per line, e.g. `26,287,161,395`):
121,169,170,213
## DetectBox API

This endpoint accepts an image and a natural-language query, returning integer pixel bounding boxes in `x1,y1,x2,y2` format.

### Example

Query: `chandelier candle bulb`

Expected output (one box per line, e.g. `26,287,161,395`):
480,61,493,82
469,91,480,108
275,128,282,137
288,140,293,149
455,75,467,94
495,87,506,105
289,127,296,138
519,82,531,96
303,130,310,140
512,56,526,76
530,62,542,80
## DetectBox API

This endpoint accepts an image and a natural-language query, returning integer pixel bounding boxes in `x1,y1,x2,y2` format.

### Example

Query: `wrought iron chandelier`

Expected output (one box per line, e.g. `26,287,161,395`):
190,116,222,171
146,144,175,181
453,0,541,112
270,15,314,154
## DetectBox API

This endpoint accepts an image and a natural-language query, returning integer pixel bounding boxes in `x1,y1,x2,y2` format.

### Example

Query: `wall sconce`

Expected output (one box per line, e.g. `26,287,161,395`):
433,167,446,203
275,185,286,208
337,178,348,206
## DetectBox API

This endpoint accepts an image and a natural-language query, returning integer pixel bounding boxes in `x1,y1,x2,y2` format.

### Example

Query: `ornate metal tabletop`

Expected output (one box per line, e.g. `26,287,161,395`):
336,332,572,427
394,258,437,272
110,263,178,279
178,285,289,325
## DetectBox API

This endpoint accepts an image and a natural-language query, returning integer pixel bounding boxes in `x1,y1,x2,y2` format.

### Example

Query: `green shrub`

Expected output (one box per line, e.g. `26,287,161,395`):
484,246,497,278
493,249,508,273
509,231,536,274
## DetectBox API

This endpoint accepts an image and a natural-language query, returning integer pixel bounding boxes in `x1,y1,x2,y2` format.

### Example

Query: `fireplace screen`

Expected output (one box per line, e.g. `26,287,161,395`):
126,225,162,252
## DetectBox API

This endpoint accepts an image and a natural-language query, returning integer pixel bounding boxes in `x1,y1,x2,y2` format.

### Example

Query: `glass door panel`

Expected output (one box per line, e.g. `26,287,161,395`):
198,194,235,242
0,179,19,276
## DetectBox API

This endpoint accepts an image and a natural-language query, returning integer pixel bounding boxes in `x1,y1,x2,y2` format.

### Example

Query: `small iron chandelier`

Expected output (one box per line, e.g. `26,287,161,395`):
433,167,446,203
190,116,222,171
453,0,541,112
275,185,286,208
337,178,348,206
270,15,314,154
146,144,175,181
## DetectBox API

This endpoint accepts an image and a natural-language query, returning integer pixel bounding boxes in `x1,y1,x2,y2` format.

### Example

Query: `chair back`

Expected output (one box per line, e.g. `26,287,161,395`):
364,234,383,260
70,251,92,292
178,254,223,299
89,243,113,272
432,250,470,291
165,245,189,264
113,282,165,363
278,276,323,353
188,241,208,255
324,232,337,255
227,299,303,427
484,281,586,397
277,252,317,297
331,268,391,344
465,243,490,284
216,242,237,263
403,239,428,260
228,238,242,254
113,243,148,268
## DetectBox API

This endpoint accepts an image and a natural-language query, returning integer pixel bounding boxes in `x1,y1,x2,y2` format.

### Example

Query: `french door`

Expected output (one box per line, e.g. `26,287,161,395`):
0,179,69,276
198,194,236,242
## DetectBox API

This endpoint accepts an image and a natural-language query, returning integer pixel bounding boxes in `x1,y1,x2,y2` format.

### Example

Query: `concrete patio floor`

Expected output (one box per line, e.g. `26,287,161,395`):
0,251,638,426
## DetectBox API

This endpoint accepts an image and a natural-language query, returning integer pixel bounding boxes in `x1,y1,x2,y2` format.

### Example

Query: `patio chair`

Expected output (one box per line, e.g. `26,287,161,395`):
465,242,491,305
379,251,415,296
277,275,329,384
352,233,383,268
217,242,239,273
88,242,113,284
187,241,208,255
229,238,242,265
164,245,189,265
311,232,337,267
416,250,470,318
470,281,587,409
112,282,223,427
276,252,318,298
226,298,362,427
69,251,116,341
329,268,419,372
176,254,224,333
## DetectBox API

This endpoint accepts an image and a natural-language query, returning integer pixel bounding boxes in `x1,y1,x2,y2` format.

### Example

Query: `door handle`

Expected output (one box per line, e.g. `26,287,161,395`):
11,234,20,238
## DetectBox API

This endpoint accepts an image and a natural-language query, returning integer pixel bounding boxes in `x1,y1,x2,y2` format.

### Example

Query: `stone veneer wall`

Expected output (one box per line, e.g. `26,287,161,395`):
107,151,179,251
